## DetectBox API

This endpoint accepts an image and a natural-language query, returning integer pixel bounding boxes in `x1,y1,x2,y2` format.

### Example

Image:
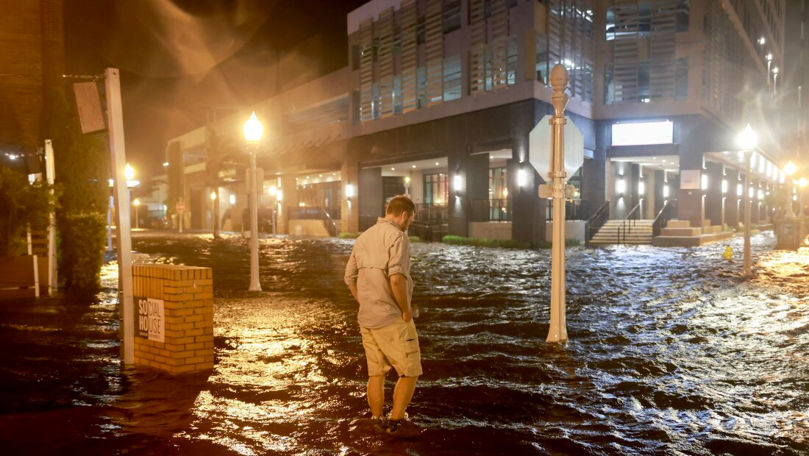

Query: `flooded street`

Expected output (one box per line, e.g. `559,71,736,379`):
1,232,807,455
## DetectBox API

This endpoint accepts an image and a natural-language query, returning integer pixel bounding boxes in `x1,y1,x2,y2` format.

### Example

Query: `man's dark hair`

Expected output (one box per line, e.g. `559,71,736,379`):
386,195,415,216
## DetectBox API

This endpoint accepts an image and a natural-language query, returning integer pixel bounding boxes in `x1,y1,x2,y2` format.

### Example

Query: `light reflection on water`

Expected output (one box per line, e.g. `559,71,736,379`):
0,231,806,455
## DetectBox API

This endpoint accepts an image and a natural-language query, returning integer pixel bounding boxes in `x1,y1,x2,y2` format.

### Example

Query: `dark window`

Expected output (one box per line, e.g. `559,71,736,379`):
443,56,462,101
443,0,461,33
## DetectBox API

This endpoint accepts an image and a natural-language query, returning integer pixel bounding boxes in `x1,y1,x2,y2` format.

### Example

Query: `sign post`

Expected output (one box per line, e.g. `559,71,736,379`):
528,65,581,343
44,140,57,295
105,68,135,365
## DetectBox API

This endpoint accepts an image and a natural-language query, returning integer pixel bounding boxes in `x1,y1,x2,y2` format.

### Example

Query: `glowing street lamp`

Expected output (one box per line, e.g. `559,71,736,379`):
736,124,758,277
785,161,797,176
244,112,263,292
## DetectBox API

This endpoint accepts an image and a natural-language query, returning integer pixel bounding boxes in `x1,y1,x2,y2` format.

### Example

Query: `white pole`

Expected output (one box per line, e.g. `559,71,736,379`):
249,145,262,291
105,68,135,365
32,255,40,299
27,227,40,298
743,153,752,277
44,139,57,295
107,194,113,251
547,64,569,343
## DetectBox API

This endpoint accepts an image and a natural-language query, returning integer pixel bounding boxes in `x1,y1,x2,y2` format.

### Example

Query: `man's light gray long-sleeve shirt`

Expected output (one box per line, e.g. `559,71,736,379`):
344,218,413,329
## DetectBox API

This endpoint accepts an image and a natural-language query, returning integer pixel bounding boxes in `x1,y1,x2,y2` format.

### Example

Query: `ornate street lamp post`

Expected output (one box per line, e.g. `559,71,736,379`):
244,112,263,292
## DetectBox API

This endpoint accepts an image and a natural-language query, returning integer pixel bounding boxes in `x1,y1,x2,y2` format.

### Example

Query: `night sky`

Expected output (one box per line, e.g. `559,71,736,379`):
63,0,366,178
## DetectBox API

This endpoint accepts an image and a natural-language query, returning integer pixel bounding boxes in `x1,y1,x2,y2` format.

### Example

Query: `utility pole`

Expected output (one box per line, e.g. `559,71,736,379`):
105,68,134,364
44,140,57,295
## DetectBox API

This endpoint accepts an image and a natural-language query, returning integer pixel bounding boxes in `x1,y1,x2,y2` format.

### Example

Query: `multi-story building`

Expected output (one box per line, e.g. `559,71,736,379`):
168,0,791,244
0,0,64,171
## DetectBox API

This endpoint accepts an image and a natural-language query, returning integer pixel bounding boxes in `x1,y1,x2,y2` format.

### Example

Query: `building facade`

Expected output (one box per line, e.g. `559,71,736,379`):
0,0,64,171
168,0,791,244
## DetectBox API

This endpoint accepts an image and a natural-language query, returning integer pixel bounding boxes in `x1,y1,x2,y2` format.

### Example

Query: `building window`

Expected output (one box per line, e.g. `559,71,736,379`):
393,75,403,115
536,33,550,85
489,167,508,200
443,56,462,101
417,67,428,108
488,167,509,221
606,1,689,40
371,82,381,119
443,0,461,33
423,172,448,205
506,36,518,85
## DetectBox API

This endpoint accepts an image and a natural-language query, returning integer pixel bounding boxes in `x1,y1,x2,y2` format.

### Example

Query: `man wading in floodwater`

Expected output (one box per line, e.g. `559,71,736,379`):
345,195,422,437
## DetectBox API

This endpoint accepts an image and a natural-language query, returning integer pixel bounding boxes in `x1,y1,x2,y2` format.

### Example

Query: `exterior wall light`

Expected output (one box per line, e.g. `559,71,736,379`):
517,169,527,187
721,179,728,194
663,184,670,198
758,189,764,200
210,191,217,201
453,174,463,193
638,181,645,195
616,178,626,196
277,189,283,201
737,183,743,196
345,184,355,198
701,174,708,191
268,185,277,196
229,194,236,205
748,187,754,198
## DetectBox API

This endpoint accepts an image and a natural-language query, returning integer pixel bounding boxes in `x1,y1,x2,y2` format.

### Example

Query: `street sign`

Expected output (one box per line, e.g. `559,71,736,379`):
528,114,584,183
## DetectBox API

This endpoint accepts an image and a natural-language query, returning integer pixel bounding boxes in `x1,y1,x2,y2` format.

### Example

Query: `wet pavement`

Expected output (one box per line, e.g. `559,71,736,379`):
0,231,807,455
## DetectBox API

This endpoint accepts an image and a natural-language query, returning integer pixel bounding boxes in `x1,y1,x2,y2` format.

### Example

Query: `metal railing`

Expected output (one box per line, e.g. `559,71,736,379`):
545,199,587,221
617,202,641,244
415,203,448,225
652,199,677,237
585,200,610,245
470,199,511,222
288,206,338,236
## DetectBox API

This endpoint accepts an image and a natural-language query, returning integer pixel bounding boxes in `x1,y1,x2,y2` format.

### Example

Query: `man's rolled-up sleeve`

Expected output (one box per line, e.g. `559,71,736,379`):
345,249,358,286
387,233,406,277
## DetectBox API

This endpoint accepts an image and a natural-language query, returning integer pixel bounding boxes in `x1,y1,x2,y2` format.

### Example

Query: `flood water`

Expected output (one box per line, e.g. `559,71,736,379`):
0,231,807,455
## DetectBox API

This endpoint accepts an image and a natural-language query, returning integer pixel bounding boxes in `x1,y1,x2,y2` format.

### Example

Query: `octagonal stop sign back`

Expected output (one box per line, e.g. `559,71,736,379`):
528,114,584,183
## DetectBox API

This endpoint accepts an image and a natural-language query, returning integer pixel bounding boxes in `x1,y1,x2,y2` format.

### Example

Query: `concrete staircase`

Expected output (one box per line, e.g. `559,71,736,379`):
589,219,654,245
652,219,735,247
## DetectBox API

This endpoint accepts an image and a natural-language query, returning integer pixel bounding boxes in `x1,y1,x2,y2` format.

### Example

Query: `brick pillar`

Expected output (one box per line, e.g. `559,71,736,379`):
132,265,214,375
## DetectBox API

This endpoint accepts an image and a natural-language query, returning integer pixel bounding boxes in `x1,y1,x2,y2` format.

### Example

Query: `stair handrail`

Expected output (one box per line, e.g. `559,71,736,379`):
585,200,610,246
321,208,339,237
618,201,642,244
652,199,677,237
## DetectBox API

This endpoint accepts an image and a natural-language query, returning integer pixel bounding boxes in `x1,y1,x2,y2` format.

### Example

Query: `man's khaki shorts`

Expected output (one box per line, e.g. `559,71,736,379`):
361,319,422,377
